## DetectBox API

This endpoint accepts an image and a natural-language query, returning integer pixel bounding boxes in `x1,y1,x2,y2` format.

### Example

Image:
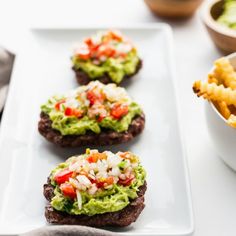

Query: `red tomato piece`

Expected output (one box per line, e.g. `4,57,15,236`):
87,153,107,163
110,103,129,119
72,109,83,118
60,183,77,199
105,176,114,185
64,107,73,116
55,100,65,111
87,90,96,105
54,169,74,185
87,155,98,163
84,37,93,47
64,107,83,118
97,114,106,122
96,176,114,188
86,90,104,106
96,181,105,188
90,44,100,54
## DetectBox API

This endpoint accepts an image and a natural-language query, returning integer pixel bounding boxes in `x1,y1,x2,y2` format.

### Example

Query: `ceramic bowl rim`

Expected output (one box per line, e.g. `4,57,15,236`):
201,0,236,38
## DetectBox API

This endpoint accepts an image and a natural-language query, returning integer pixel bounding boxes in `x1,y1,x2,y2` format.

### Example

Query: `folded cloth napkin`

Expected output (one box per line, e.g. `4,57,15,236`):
20,225,118,236
0,47,14,114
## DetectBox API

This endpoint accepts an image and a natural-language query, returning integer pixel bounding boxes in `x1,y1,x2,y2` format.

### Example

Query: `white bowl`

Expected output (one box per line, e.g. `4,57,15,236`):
205,52,236,171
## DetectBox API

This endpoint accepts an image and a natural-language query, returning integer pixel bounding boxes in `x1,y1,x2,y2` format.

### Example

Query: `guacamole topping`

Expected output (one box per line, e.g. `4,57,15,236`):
72,30,140,83
217,0,236,30
41,81,142,136
50,149,146,216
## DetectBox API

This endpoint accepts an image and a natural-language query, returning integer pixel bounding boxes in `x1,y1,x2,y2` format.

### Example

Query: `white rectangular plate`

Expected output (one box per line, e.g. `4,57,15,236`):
0,24,194,235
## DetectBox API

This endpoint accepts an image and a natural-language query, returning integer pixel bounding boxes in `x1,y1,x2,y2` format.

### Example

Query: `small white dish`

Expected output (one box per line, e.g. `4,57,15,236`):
205,52,236,171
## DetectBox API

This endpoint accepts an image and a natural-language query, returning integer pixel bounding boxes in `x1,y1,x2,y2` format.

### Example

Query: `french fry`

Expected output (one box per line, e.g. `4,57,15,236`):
208,73,219,85
227,114,236,128
217,101,231,119
214,58,236,89
193,81,236,106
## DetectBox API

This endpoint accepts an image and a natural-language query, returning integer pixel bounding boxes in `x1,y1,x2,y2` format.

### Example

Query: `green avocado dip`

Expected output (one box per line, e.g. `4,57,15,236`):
49,149,146,216
41,81,143,136
72,30,141,84
217,0,236,30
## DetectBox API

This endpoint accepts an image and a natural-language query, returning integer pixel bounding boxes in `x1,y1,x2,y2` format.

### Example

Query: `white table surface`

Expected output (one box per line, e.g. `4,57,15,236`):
0,0,236,235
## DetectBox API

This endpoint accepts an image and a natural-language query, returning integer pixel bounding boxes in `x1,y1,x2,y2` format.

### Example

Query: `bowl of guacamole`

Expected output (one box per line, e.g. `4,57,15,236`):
202,0,236,53
217,0,236,30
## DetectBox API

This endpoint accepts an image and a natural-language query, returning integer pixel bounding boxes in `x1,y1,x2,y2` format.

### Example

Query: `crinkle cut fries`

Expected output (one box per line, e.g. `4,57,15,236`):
193,57,236,128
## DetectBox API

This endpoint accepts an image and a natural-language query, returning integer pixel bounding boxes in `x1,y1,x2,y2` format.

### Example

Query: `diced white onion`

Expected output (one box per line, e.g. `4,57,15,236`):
103,84,130,103
110,167,121,177
76,190,82,210
69,162,81,172
69,178,80,189
119,174,126,180
107,154,122,168
76,175,92,187
88,184,98,195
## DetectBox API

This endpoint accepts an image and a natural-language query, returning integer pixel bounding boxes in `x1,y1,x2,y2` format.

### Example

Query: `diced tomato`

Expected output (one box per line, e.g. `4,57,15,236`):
109,30,123,41
87,90,97,105
64,107,73,116
72,109,83,118
105,176,114,185
118,176,134,186
96,180,105,188
96,176,114,188
110,103,129,119
87,153,107,163
54,169,74,185
119,152,130,159
84,37,93,47
64,107,83,118
60,183,76,199
97,114,106,122
90,44,100,53
55,100,65,111
86,90,104,106
87,155,98,163
97,44,116,58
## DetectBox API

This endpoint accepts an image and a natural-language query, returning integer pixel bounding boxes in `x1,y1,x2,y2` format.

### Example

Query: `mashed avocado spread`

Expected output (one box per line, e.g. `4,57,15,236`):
217,0,236,30
41,81,142,135
49,149,146,216
72,30,140,84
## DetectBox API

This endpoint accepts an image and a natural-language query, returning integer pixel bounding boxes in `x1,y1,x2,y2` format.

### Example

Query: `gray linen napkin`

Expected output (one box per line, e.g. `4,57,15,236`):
20,225,118,236
0,47,14,114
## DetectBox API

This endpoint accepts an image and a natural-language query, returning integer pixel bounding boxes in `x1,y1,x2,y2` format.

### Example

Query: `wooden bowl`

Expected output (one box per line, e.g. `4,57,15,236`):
202,0,236,54
144,0,204,18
